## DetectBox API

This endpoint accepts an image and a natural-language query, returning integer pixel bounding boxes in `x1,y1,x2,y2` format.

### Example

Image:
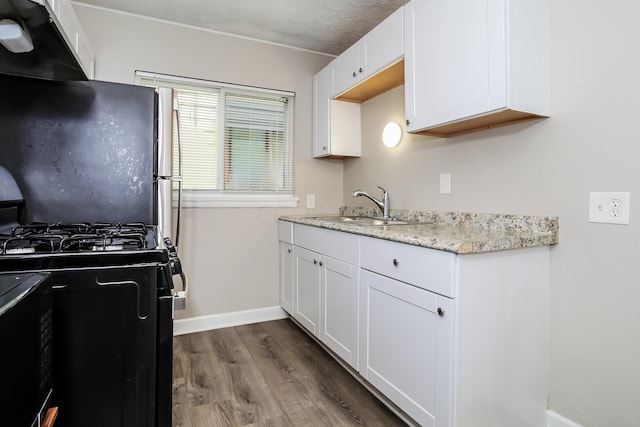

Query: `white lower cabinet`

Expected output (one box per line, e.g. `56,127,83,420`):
278,221,294,315
321,256,359,369
290,223,360,369
360,271,454,427
293,246,322,336
279,222,549,426
278,241,294,314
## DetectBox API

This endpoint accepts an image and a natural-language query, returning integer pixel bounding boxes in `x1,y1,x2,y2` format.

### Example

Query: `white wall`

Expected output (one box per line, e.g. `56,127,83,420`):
344,1,640,425
74,5,339,322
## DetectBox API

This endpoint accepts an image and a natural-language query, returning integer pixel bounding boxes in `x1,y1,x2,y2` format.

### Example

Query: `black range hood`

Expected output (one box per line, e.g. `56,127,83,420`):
0,0,87,81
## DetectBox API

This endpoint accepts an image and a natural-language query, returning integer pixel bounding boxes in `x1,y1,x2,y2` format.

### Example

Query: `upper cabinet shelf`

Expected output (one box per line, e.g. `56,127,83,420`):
404,0,550,137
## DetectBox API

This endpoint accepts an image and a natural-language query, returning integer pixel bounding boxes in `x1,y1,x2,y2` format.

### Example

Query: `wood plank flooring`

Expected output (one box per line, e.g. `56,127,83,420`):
172,319,407,427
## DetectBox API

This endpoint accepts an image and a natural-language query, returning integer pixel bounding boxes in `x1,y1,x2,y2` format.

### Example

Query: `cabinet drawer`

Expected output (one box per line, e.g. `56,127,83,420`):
278,221,294,244
294,224,359,265
360,236,456,298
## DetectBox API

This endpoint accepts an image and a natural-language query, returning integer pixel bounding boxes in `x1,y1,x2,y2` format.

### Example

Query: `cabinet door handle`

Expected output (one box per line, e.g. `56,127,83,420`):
314,259,318,265
287,248,292,253
437,307,445,317
322,145,327,150
406,119,411,125
358,67,363,73
392,258,399,266
352,71,357,77
319,261,324,266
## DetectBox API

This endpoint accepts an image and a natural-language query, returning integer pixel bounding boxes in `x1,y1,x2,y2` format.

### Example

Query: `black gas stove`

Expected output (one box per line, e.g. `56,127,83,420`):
0,77,179,427
0,220,176,427
0,221,177,427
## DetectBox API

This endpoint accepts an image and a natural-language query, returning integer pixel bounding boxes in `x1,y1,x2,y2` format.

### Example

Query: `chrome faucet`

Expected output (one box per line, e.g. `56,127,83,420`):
352,186,390,219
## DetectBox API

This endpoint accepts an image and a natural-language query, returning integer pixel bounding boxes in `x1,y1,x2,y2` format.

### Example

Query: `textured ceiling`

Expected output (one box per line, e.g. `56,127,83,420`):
73,0,409,56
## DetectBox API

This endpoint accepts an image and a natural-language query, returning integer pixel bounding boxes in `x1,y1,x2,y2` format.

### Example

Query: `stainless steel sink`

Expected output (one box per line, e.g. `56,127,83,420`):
312,216,410,226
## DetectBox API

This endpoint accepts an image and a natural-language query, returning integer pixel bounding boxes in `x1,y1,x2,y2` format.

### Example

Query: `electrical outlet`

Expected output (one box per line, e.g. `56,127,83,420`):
306,194,316,209
589,192,630,224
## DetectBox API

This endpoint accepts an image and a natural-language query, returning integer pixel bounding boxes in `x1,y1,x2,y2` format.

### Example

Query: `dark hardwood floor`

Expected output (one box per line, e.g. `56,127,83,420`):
172,318,407,427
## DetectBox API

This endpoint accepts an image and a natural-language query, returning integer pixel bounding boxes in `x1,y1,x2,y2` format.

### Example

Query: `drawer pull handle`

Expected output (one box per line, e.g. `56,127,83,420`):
392,258,399,266
437,307,445,317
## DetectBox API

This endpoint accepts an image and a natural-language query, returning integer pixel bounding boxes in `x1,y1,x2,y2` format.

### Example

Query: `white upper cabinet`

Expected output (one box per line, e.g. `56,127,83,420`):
313,63,361,158
404,0,549,137
40,0,95,79
312,7,402,158
312,64,331,157
332,7,404,99
332,42,362,98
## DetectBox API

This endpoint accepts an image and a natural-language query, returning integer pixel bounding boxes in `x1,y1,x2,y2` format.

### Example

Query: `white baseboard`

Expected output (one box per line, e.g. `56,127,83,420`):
173,306,289,336
547,410,583,427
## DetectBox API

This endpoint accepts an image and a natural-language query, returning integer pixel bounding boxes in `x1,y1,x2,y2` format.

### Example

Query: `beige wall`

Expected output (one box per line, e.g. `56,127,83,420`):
75,1,640,425
74,5,339,321
345,2,640,425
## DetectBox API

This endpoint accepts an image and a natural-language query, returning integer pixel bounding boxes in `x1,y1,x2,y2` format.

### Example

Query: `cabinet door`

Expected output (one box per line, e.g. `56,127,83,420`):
294,247,321,336
332,42,362,97
362,7,404,80
360,271,455,427
404,0,504,132
312,64,331,158
279,242,294,314
321,256,359,370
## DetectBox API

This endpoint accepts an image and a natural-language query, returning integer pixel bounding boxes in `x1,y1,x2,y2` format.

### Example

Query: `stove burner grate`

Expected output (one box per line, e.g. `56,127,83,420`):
0,222,150,255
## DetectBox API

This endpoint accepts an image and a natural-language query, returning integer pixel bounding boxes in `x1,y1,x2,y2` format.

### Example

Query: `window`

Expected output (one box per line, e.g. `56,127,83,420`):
135,71,297,207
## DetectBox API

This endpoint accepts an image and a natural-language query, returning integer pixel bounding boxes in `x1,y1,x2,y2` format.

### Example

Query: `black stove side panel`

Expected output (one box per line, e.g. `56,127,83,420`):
0,76,157,225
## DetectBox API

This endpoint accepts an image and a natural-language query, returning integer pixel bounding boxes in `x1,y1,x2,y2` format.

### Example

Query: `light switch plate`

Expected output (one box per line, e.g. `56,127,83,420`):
440,173,451,194
589,192,630,224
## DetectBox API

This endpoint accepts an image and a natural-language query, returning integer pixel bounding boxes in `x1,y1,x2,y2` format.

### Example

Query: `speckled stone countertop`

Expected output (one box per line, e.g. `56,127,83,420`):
279,207,558,254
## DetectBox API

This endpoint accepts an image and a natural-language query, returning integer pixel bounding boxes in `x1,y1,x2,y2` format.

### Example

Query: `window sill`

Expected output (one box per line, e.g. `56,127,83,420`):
174,192,299,208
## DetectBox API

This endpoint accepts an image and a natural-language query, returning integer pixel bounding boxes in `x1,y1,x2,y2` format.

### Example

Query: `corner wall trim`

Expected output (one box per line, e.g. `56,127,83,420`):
173,306,289,336
547,410,584,427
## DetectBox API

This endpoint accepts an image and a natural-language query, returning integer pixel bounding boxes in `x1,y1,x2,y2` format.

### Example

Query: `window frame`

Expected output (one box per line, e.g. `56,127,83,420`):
135,71,299,208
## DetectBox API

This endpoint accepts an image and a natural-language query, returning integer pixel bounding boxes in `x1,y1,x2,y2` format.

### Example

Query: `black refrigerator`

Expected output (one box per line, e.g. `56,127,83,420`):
0,76,158,224
0,75,178,427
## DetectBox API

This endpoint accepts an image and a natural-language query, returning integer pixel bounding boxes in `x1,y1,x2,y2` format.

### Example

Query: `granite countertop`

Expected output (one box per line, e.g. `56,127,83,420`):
279,207,558,254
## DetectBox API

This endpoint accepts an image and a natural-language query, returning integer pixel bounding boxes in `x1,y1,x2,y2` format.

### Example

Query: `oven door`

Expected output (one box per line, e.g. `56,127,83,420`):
51,265,160,427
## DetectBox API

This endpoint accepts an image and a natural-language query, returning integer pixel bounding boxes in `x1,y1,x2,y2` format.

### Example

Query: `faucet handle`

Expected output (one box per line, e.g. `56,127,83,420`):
377,185,386,194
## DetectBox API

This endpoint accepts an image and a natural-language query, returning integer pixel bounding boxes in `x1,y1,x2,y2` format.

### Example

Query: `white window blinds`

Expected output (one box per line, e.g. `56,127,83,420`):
224,93,292,192
173,89,218,190
135,72,294,198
